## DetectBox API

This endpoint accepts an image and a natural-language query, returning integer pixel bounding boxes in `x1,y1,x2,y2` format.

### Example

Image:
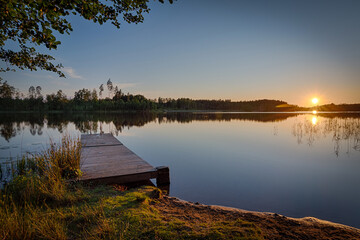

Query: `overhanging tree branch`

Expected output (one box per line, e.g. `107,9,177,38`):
0,0,173,77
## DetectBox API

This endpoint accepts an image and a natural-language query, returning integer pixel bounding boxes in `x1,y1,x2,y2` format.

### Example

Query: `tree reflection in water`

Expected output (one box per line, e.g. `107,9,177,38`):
0,122,16,142
1,112,359,157
0,112,299,141
292,114,360,156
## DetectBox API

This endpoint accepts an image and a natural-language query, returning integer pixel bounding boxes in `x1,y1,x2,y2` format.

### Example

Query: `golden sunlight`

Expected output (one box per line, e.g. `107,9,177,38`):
312,116,317,125
312,110,317,114
312,98,319,105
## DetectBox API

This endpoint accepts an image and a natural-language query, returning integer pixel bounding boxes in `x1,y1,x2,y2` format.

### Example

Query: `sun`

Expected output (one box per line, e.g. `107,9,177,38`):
312,98,319,105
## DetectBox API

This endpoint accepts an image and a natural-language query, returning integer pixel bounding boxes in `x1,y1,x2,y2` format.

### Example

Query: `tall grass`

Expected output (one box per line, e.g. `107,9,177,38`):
0,201,67,240
4,135,82,204
0,135,82,239
11,135,82,180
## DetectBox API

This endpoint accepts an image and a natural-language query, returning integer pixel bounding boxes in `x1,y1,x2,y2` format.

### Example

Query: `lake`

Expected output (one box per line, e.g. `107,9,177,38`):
0,112,359,228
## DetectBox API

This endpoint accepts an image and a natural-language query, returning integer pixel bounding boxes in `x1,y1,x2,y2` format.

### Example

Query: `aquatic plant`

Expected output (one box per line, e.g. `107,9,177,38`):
292,116,360,156
3,135,82,205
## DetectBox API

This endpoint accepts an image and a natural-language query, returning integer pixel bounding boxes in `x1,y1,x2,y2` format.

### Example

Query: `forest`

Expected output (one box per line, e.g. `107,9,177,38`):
1,79,359,112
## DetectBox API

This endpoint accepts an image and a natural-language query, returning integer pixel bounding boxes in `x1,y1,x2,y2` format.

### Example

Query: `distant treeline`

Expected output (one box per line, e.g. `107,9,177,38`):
0,79,157,111
158,98,302,111
316,104,360,112
0,79,359,112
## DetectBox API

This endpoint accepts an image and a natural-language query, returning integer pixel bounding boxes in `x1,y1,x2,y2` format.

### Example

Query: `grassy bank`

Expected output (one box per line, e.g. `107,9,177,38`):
1,184,264,239
0,136,262,240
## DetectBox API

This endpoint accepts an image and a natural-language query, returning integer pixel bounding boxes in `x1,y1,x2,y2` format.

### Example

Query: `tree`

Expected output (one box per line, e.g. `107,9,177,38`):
28,86,35,98
0,78,15,98
15,89,21,99
74,88,91,102
113,86,123,101
107,78,113,98
56,90,67,101
46,89,67,110
0,0,173,77
99,84,104,98
35,86,42,98
91,89,98,101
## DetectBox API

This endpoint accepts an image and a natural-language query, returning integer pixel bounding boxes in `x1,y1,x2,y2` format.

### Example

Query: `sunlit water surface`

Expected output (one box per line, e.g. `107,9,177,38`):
0,112,359,228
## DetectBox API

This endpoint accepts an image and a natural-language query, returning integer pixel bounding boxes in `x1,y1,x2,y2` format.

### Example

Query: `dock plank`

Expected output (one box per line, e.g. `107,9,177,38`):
80,134,157,184
81,133,123,147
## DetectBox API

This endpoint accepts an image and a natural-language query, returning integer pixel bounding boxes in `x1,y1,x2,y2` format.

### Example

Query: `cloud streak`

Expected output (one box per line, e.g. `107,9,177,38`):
63,67,83,79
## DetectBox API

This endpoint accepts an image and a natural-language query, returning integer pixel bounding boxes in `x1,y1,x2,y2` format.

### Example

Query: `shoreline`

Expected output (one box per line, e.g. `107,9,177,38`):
168,195,360,230
1,109,360,113
154,192,360,239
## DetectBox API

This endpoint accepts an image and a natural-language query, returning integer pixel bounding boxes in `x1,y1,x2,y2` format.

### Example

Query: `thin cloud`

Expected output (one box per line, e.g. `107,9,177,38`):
63,67,83,79
46,75,55,80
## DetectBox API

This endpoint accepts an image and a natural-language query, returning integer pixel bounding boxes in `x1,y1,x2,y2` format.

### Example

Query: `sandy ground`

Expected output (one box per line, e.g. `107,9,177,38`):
154,195,360,240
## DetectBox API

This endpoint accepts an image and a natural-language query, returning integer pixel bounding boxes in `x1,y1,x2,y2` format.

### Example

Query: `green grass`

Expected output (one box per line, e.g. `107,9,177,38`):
1,185,263,239
0,135,263,240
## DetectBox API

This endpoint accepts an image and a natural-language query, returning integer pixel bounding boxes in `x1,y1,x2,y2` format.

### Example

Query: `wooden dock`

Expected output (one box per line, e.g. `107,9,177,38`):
80,134,169,185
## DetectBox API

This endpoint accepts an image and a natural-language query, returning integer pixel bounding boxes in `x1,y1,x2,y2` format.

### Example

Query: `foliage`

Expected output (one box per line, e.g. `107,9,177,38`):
46,90,68,110
0,78,15,98
99,84,104,97
0,0,173,76
107,78,114,98
74,88,93,102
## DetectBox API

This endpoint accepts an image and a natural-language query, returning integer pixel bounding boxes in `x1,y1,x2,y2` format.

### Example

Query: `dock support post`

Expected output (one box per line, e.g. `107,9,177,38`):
156,166,170,186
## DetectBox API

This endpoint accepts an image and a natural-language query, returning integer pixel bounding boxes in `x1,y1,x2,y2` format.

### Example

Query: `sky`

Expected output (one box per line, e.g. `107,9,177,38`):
1,0,360,106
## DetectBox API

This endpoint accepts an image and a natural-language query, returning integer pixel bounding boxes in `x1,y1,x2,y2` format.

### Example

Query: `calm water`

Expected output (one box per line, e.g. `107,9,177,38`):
1,112,360,228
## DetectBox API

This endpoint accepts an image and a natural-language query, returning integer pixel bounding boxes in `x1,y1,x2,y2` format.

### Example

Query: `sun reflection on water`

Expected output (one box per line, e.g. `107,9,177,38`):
312,116,317,125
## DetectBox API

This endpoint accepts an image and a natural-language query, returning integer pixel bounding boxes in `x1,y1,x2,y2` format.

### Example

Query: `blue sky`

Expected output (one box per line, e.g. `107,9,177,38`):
1,0,360,106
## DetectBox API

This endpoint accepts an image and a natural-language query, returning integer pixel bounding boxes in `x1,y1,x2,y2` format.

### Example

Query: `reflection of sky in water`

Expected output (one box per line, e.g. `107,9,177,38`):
0,123,78,162
0,113,360,228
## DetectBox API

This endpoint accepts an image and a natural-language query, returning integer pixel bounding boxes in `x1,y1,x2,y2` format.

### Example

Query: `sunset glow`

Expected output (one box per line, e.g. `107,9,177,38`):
312,98,319,105
312,110,317,114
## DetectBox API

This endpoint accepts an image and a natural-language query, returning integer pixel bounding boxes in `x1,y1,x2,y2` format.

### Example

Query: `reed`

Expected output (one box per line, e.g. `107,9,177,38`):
4,135,82,205
0,135,82,239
